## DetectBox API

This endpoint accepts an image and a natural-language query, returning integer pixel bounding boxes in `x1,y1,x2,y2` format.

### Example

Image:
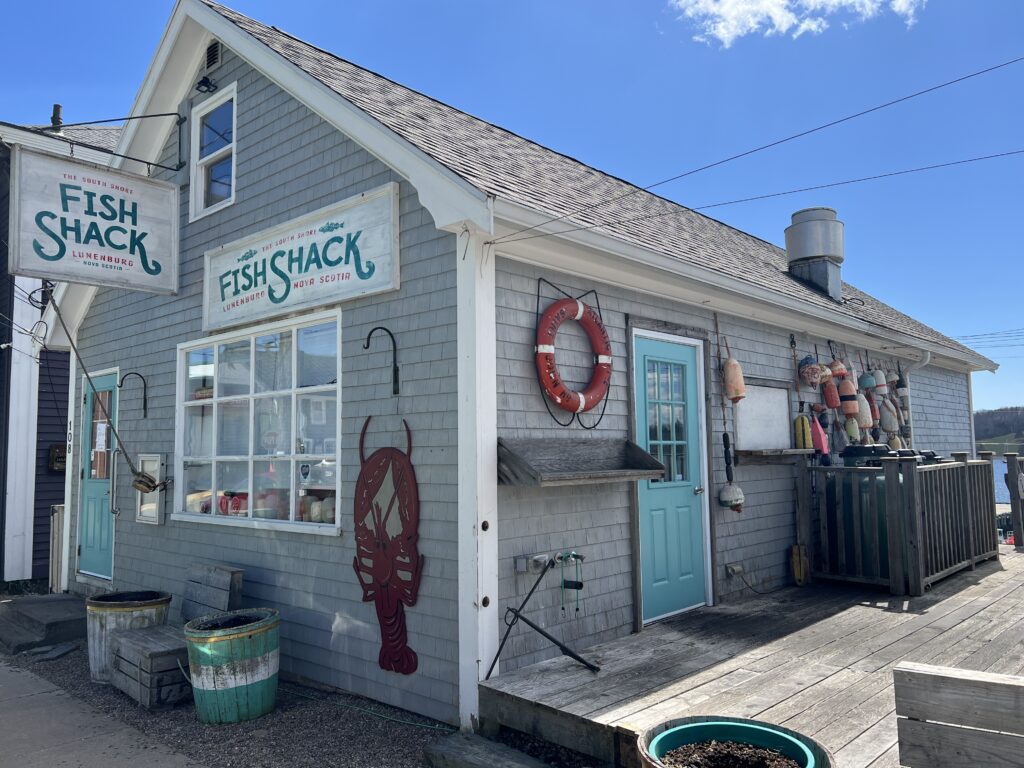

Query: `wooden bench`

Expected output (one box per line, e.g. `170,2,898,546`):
895,661,1024,767
108,564,244,709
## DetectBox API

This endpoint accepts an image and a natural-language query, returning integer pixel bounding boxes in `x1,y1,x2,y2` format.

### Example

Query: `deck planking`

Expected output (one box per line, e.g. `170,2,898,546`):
479,546,1024,767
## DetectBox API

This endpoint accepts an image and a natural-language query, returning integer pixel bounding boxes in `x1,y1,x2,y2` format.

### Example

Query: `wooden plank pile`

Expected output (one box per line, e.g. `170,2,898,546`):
181,563,244,622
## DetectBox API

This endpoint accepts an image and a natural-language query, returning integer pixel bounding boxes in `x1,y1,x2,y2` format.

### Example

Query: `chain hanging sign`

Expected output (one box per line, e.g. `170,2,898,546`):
203,182,400,331
8,146,179,294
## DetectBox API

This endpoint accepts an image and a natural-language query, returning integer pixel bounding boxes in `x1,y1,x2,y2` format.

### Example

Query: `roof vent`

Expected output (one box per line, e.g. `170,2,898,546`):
784,207,844,301
205,40,221,70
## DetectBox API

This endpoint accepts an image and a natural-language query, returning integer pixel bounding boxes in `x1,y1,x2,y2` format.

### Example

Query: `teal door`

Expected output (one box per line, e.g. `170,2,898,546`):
79,374,117,579
634,335,707,621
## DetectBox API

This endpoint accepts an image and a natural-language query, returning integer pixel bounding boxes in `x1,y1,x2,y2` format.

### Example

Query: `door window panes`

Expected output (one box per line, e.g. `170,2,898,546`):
89,392,113,480
646,358,688,484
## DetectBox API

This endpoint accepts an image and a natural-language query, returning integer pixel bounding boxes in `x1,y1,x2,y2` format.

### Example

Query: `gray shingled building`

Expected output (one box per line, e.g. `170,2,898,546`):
29,0,994,727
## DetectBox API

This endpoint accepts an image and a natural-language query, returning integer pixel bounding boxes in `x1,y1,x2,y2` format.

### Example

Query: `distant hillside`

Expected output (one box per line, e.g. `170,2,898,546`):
975,407,1024,441
976,432,1024,454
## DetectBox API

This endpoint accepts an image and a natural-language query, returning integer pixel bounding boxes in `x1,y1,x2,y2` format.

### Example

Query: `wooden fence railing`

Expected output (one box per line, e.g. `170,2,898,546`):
799,454,999,596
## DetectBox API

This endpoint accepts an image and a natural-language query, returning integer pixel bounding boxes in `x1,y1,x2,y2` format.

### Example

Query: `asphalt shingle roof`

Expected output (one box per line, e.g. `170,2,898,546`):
202,0,989,368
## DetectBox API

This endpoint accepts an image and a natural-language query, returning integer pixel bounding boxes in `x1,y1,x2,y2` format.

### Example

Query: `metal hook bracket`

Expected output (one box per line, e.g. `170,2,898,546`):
117,371,148,418
363,326,399,395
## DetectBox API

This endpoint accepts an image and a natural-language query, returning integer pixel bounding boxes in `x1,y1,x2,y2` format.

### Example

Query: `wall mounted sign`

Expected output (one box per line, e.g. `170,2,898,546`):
203,183,400,331
352,417,423,675
8,146,179,294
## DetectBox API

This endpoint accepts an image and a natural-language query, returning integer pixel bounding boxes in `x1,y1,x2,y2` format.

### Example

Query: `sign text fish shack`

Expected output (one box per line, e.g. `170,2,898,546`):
203,183,400,331
8,146,179,294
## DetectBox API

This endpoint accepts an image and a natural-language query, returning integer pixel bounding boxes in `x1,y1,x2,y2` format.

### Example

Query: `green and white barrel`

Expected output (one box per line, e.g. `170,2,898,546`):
184,608,280,724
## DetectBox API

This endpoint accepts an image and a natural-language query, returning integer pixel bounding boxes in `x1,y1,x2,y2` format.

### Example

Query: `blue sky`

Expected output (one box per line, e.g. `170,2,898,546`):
3,1,1021,410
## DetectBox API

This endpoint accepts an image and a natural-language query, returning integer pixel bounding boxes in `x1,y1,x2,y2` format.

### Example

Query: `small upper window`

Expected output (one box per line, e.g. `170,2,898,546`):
190,83,236,220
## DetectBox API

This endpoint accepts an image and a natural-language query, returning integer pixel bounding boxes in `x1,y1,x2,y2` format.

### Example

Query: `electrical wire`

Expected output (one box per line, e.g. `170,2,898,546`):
489,54,1024,245
495,148,1024,245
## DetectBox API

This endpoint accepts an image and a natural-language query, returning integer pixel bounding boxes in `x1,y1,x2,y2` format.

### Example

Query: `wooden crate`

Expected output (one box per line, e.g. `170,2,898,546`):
109,624,192,709
181,563,244,623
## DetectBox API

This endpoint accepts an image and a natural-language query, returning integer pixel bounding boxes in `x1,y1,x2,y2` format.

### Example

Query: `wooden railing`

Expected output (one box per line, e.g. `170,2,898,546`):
797,454,1000,596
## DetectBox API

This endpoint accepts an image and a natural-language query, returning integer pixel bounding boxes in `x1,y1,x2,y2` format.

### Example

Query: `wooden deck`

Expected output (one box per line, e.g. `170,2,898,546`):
479,546,1024,767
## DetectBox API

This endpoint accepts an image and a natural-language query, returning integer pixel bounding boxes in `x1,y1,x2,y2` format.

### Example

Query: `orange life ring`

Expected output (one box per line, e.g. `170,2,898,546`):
535,298,612,414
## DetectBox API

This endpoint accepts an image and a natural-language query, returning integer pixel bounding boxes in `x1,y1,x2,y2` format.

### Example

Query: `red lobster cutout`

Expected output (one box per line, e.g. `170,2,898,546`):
352,417,424,674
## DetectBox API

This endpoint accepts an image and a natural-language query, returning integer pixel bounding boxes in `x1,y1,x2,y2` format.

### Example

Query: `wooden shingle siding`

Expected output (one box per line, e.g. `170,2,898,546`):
909,366,973,455
494,257,975,670
66,50,459,722
32,350,69,579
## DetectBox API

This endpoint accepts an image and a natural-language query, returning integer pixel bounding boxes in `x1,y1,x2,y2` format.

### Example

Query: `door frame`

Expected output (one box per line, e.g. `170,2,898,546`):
629,326,714,627
77,367,119,582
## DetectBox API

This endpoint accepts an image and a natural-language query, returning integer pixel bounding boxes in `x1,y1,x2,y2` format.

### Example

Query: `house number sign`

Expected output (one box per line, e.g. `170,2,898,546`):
203,183,400,331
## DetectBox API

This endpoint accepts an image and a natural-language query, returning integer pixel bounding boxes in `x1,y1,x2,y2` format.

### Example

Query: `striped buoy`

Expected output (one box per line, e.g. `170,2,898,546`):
839,379,859,416
872,369,888,396
829,359,848,379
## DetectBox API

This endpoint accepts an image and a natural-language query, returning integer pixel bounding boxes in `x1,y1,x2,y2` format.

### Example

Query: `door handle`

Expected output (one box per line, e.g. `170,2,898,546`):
693,486,705,495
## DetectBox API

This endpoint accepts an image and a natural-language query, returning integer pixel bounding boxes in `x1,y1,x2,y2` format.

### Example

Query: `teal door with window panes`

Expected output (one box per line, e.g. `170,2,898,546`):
79,374,117,578
634,335,707,621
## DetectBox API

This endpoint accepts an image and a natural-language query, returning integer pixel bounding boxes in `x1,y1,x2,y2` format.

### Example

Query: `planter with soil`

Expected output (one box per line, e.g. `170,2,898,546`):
639,717,834,768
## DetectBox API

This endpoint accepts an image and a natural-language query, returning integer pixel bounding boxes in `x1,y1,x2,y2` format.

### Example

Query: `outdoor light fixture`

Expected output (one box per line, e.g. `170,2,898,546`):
195,76,218,93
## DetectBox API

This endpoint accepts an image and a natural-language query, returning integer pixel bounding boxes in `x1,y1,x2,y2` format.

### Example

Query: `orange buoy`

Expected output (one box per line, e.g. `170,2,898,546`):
823,379,840,409
839,379,859,416
829,359,848,379
723,356,746,403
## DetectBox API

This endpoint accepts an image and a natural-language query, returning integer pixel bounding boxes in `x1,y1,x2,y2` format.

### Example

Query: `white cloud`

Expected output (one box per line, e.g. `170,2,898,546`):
670,0,928,47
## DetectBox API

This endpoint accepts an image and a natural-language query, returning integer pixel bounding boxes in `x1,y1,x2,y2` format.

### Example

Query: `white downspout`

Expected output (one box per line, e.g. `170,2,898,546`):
905,350,932,449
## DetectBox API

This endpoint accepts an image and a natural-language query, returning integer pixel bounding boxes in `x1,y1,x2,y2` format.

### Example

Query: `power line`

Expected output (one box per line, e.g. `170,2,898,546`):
957,327,1024,339
489,53,1024,245
494,148,1024,245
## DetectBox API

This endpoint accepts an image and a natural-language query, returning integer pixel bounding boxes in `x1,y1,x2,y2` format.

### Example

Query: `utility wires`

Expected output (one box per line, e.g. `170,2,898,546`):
489,54,1024,246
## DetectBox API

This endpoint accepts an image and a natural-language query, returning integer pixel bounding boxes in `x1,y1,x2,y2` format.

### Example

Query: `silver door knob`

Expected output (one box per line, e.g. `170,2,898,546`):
694,486,705,495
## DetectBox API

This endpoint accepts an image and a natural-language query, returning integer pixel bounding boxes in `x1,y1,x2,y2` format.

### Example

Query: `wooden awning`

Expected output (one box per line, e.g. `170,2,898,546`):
497,438,664,487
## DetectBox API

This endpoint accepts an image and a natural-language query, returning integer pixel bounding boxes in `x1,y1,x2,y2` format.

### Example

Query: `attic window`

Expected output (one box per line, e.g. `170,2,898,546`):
205,41,221,70
189,82,236,221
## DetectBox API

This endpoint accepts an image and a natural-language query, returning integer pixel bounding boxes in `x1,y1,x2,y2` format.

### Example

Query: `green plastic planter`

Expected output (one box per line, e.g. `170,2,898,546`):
639,716,834,768
184,608,279,724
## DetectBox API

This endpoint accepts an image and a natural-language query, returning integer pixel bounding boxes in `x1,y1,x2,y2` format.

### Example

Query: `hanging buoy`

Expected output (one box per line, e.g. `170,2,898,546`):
855,393,873,429
879,397,900,433
866,391,880,425
811,416,829,455
845,416,861,442
723,356,746,403
872,369,888,396
718,433,744,513
829,359,848,379
833,417,850,452
818,363,833,385
858,371,876,391
823,379,841,409
839,379,859,415
795,412,813,450
888,434,904,451
798,355,821,389
844,357,858,382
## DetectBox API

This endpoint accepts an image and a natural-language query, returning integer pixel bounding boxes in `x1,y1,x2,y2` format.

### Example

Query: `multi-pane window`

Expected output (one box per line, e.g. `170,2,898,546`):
190,83,236,219
646,359,688,483
176,314,340,531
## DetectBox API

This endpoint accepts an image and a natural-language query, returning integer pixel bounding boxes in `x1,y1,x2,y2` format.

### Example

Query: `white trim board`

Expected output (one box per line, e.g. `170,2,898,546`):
3,277,42,582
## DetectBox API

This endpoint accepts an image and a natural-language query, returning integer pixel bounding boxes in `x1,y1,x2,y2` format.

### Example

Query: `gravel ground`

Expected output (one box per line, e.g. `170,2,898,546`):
496,727,604,767
8,644,453,768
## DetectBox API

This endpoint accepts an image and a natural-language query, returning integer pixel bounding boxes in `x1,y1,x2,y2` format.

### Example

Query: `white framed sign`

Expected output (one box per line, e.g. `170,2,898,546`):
734,384,792,450
203,183,400,331
8,145,179,294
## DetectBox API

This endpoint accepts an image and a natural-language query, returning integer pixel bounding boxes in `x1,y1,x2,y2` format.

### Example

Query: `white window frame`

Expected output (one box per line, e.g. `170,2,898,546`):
189,81,237,222
172,309,342,535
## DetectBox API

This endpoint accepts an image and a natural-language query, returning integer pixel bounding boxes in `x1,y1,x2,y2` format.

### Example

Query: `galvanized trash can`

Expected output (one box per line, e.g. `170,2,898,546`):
184,608,280,724
86,590,172,684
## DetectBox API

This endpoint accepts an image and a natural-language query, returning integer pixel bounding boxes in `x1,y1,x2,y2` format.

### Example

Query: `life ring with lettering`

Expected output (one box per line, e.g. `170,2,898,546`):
535,298,612,414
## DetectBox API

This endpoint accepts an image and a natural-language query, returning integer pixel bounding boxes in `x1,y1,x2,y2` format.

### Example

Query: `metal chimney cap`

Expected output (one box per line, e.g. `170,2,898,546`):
790,207,839,225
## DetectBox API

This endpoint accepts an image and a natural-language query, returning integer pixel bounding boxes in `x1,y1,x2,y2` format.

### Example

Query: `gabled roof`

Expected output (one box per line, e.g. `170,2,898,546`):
58,125,123,152
199,0,991,370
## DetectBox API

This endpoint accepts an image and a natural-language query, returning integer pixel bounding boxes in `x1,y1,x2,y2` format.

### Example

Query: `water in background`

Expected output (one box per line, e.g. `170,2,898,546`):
994,457,1010,504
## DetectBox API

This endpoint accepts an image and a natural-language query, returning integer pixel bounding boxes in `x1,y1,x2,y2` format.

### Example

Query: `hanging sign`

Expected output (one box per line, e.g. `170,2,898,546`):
8,146,179,294
203,183,400,331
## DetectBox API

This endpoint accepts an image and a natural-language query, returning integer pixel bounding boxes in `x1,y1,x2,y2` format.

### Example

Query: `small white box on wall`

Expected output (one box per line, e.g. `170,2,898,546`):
136,454,166,525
